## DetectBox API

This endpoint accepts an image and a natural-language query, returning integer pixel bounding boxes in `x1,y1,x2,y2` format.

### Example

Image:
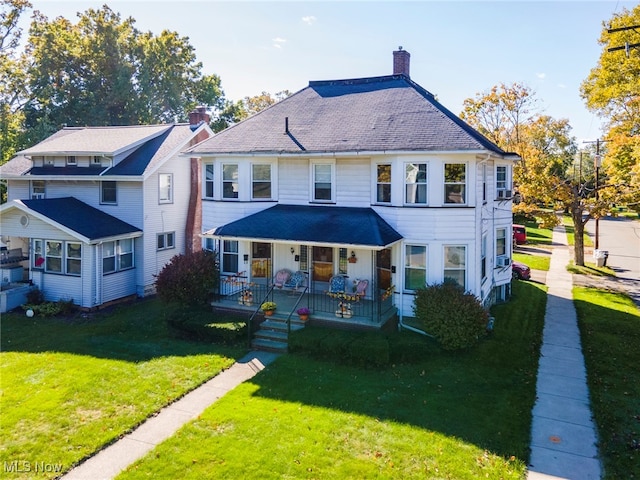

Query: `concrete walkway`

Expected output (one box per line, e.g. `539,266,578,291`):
62,351,280,480
527,227,602,479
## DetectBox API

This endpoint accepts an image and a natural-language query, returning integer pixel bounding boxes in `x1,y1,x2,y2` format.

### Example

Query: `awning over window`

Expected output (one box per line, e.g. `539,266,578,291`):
205,204,403,248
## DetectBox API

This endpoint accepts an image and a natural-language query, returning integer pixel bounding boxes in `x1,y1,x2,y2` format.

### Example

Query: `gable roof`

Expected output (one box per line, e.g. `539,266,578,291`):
12,197,141,243
188,75,507,156
18,125,171,157
206,204,403,248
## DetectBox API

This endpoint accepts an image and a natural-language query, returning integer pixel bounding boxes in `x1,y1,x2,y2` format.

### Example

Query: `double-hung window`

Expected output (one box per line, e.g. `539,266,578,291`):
31,180,46,199
45,241,63,273
159,173,173,203
377,164,392,203
157,232,175,251
405,163,427,204
252,164,272,199
102,239,134,274
481,235,487,280
204,164,214,199
101,181,117,205
312,163,333,202
222,164,239,199
496,166,508,197
444,163,466,204
496,228,507,256
444,245,466,289
222,240,239,273
66,243,82,275
404,245,427,291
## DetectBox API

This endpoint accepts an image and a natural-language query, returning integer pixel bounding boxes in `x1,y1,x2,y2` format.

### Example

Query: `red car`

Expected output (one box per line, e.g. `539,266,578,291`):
513,224,527,245
512,261,531,280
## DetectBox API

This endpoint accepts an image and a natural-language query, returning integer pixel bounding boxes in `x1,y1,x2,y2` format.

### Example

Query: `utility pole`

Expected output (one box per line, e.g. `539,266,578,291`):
607,24,640,58
583,139,607,251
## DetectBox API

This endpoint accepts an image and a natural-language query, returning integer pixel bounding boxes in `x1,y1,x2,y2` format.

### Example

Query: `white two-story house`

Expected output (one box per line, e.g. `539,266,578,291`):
0,110,212,310
187,49,518,328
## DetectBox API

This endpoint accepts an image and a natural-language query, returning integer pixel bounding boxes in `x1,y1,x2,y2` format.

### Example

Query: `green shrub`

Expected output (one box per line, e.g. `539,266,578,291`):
22,299,74,317
155,250,218,306
413,282,488,351
26,287,45,305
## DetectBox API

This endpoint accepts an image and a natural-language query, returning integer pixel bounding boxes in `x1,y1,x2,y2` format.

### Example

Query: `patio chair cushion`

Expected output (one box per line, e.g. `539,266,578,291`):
355,279,368,297
328,275,346,293
284,270,306,289
274,269,292,288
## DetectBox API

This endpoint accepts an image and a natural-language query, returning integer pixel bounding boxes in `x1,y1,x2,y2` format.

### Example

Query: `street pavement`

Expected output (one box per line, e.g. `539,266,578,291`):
585,216,640,307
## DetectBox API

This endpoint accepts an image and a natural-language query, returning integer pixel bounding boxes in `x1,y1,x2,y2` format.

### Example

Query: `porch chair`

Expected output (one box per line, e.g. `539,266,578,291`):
328,274,347,294
354,279,368,298
283,270,307,292
273,269,292,288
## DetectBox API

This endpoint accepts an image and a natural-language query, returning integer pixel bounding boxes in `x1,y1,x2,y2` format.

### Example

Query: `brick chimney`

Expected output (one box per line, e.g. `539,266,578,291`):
393,47,410,77
189,106,210,131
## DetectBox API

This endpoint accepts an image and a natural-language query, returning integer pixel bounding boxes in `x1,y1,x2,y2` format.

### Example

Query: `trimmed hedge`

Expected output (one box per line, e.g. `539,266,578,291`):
289,326,438,367
165,305,246,344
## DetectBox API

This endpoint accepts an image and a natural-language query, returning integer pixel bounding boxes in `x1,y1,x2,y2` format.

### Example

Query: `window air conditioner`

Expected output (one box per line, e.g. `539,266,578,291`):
496,255,511,267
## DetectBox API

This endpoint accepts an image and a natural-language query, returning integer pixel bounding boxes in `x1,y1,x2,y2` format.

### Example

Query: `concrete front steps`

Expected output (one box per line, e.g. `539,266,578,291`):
251,315,307,353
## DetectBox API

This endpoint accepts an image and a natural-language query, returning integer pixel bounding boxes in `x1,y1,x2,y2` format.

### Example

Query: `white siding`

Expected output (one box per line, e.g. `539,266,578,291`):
335,157,371,207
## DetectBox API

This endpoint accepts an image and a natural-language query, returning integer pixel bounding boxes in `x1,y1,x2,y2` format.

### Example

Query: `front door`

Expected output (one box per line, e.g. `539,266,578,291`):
251,242,271,285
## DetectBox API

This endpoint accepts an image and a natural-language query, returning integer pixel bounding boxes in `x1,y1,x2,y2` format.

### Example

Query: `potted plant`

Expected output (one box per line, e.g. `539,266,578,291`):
296,307,311,322
260,301,277,316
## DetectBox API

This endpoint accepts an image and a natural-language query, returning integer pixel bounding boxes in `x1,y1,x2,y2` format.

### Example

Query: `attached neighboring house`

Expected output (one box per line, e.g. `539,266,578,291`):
0,109,212,311
186,49,519,331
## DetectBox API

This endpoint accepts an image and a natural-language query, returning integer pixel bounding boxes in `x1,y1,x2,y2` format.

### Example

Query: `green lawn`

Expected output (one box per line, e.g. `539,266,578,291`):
574,287,640,479
566,261,616,277
562,215,594,247
513,252,550,271
0,299,246,477
520,220,553,246
117,281,547,479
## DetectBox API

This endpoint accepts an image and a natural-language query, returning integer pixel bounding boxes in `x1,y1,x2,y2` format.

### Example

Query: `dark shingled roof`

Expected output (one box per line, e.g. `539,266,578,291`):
28,166,108,176
209,204,403,247
188,75,506,155
22,197,141,241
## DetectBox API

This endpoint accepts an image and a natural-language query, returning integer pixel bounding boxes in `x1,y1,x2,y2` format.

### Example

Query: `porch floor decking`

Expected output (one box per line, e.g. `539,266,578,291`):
212,289,396,329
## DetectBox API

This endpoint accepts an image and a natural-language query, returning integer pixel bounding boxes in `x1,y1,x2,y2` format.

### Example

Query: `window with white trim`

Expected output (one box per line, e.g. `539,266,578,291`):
204,164,214,199
102,239,134,274
404,244,427,291
66,156,77,166
159,173,173,203
222,164,239,199
157,232,175,251
405,163,427,204
45,241,62,273
444,163,466,204
377,164,391,203
444,245,466,289
482,163,487,202
496,166,508,196
66,243,82,275
222,240,238,273
481,235,487,280
31,180,45,199
252,164,272,199
101,181,117,204
312,163,333,202
33,239,43,268
203,237,215,252
496,228,507,256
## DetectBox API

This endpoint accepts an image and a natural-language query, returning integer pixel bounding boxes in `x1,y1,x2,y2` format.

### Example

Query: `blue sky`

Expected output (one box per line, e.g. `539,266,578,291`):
26,1,636,142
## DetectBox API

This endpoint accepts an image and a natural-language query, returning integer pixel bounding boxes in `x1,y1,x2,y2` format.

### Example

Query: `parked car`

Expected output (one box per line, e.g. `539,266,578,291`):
512,261,531,280
513,224,527,245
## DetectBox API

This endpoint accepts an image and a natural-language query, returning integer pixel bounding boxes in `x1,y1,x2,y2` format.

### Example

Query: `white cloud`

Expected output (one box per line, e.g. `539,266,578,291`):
302,15,316,25
272,37,286,49
536,72,546,80
557,83,567,89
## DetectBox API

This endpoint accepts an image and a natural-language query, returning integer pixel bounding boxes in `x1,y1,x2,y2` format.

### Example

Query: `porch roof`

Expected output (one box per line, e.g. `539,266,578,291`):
13,197,142,243
205,204,403,248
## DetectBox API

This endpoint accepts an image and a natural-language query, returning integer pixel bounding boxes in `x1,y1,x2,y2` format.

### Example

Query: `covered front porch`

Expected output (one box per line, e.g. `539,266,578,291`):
206,204,403,328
